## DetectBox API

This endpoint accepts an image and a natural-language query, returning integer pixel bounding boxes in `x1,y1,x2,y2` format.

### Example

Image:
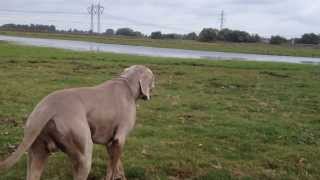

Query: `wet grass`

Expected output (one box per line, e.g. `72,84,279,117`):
0,41,320,179
1,30,320,58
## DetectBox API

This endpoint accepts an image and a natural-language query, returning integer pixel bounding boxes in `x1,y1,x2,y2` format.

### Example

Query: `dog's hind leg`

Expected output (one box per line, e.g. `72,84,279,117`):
69,142,93,180
27,138,50,180
63,122,93,180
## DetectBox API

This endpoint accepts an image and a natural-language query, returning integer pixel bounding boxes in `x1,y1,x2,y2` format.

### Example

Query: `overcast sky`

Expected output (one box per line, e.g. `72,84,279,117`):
0,0,319,38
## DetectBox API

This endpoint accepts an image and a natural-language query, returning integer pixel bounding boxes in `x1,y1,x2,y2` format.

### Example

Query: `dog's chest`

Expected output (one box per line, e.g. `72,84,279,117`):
87,109,118,144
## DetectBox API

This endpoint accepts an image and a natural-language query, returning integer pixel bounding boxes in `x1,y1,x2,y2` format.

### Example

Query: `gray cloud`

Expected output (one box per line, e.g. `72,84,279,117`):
0,0,319,38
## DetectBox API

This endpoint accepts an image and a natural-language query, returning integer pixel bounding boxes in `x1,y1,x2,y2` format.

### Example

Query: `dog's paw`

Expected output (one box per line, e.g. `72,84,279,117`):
104,174,126,180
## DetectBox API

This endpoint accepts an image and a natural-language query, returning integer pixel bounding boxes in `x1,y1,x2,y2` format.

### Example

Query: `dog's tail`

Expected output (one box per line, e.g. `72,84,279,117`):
0,102,55,171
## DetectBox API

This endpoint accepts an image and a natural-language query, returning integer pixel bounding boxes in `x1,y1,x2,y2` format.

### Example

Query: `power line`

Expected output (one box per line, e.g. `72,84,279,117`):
86,3,104,33
87,4,96,33
103,12,192,32
0,9,86,15
0,8,194,33
96,3,104,33
220,10,224,30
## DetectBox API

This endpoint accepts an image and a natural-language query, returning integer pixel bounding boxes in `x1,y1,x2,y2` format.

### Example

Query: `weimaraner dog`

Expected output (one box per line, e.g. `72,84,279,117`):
0,65,155,180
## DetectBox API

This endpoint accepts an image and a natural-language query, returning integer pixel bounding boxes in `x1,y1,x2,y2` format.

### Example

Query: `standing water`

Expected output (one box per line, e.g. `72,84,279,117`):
0,35,320,64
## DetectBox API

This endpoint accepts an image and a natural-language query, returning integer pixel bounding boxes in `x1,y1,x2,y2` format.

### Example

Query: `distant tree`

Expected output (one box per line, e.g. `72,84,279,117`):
230,30,251,42
116,28,143,37
134,31,143,37
270,35,288,45
198,28,219,42
184,32,198,40
48,25,56,32
218,28,232,41
150,31,162,39
298,33,320,44
249,34,261,43
223,29,259,42
116,28,134,36
72,29,79,33
162,33,183,39
104,29,114,35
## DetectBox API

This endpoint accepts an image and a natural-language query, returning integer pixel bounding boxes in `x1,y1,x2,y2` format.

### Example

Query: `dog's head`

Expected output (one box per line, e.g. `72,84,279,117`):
122,65,155,100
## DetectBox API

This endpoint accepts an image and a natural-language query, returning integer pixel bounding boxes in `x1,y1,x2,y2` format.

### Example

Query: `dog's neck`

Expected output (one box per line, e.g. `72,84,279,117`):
117,75,141,100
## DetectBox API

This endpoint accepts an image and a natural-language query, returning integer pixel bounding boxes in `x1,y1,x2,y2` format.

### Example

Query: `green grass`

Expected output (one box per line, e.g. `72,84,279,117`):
0,41,320,180
1,30,320,58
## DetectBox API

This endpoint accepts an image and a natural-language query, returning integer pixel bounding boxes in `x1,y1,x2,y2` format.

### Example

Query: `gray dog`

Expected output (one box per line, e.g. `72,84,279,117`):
0,65,155,180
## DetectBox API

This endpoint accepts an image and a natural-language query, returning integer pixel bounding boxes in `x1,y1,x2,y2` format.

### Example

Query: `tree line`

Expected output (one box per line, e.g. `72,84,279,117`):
0,24,56,33
270,33,320,45
197,28,261,43
0,23,319,45
149,29,260,43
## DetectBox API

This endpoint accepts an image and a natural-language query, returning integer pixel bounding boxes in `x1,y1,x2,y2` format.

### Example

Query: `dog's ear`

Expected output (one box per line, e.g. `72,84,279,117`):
139,78,150,100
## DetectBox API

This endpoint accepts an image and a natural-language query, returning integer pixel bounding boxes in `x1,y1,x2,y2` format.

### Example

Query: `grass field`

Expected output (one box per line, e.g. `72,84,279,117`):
1,30,320,58
0,41,320,180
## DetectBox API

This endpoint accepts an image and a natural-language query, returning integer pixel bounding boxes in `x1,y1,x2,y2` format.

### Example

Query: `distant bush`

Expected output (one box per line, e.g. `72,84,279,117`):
198,28,219,42
150,31,162,39
150,31,198,40
162,33,183,39
297,33,320,45
116,28,143,37
104,28,114,35
184,32,198,40
270,35,288,45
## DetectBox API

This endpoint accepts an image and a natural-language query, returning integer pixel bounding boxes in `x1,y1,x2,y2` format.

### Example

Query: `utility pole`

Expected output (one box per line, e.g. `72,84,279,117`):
220,10,224,30
96,2,104,34
87,4,96,33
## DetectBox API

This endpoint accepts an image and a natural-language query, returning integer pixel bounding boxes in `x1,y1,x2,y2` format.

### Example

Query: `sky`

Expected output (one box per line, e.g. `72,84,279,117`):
0,0,319,38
